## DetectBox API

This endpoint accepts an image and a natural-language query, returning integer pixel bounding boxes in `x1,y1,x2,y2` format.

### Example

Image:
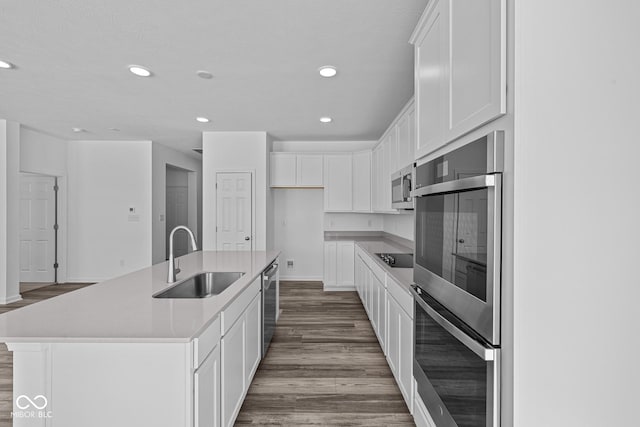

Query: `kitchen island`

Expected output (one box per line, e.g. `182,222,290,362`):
0,250,279,427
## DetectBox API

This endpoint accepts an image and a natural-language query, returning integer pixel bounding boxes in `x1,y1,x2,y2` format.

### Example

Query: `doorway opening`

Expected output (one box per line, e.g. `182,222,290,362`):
19,173,58,294
165,165,196,260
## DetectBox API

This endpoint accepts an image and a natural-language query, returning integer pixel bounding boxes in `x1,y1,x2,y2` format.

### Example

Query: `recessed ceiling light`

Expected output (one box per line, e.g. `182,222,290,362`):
109,127,121,132
196,117,210,123
0,60,15,69
128,65,152,77
318,66,337,78
320,117,333,123
72,127,86,133
196,70,214,79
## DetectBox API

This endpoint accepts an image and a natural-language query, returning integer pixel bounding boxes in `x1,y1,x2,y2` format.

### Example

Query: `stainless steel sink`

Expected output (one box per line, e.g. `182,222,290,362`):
153,272,244,299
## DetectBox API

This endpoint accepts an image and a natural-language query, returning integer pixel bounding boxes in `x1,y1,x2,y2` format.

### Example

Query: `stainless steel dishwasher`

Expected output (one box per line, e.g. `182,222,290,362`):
262,261,278,357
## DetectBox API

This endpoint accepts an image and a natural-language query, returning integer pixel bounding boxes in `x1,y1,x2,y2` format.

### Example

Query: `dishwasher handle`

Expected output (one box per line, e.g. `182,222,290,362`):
263,263,279,278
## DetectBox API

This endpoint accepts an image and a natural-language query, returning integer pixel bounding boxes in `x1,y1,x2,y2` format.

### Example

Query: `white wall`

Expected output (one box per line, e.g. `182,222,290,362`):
152,143,202,264
67,141,153,282
273,189,324,280
323,212,383,231
202,131,270,251
0,120,22,303
382,213,414,241
513,2,640,426
19,127,67,176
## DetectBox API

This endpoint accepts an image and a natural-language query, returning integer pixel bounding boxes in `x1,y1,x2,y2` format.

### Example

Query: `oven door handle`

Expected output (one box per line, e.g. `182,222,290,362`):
411,287,497,361
411,174,500,198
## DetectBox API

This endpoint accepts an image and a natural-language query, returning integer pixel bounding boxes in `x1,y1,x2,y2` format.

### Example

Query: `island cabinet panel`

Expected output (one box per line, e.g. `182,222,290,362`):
8,342,193,427
195,344,220,427
245,293,262,384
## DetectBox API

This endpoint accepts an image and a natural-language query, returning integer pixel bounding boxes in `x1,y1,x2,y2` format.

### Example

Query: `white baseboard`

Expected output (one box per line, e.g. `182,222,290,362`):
278,275,323,281
323,285,356,292
0,294,22,305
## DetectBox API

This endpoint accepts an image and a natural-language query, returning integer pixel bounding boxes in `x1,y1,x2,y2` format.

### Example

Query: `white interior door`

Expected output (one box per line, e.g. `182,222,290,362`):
19,175,56,283
216,172,252,251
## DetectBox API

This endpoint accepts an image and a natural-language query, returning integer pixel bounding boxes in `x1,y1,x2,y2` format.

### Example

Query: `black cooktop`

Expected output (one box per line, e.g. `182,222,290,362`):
375,253,414,269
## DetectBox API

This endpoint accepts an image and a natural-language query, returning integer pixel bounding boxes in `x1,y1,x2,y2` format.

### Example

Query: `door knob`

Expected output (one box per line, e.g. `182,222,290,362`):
245,236,250,241
458,239,465,243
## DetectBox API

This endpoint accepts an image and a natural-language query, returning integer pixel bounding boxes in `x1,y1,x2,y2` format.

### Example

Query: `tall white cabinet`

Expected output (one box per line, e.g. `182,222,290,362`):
411,0,506,160
323,240,355,290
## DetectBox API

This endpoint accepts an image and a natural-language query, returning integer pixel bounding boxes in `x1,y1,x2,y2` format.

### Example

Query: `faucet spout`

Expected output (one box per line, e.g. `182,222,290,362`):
167,225,198,283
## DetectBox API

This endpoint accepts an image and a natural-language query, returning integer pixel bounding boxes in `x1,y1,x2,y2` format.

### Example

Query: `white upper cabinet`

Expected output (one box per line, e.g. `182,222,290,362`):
396,102,416,169
270,153,297,187
270,153,323,187
352,151,372,212
324,154,353,211
296,154,324,186
372,98,414,213
411,0,506,160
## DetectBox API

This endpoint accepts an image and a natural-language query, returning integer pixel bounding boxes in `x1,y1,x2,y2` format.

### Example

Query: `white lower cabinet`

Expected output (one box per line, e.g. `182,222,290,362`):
387,290,414,411
323,241,355,290
195,344,220,427
354,245,414,416
221,280,262,427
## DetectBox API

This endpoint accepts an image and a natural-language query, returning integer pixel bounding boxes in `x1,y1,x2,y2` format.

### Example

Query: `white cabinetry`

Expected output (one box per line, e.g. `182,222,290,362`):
386,277,414,412
324,154,353,211
270,153,323,187
352,150,372,211
195,344,220,427
323,241,355,290
411,0,506,159
221,278,262,427
372,98,415,213
354,245,414,415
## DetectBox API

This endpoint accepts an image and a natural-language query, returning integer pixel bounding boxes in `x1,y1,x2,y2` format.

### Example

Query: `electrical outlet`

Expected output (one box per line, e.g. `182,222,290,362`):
367,219,372,227
287,259,294,268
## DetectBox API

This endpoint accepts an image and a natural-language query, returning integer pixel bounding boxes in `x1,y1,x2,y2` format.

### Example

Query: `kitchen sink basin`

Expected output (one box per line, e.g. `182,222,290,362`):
153,272,244,299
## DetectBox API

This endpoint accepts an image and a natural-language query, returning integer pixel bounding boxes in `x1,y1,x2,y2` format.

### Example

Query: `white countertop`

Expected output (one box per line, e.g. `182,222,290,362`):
353,239,414,293
0,250,280,344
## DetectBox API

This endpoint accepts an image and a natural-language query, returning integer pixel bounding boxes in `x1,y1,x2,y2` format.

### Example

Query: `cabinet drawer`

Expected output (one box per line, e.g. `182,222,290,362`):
193,315,221,369
387,277,413,319
222,276,261,335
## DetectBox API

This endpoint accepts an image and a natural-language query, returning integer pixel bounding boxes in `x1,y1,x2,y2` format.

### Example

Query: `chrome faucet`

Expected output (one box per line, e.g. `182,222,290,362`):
167,225,198,283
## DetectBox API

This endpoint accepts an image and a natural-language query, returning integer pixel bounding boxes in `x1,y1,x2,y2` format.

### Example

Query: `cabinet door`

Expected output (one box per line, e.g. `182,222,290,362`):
414,0,448,160
245,294,261,384
336,241,355,288
396,103,416,168
195,345,220,427
297,154,323,186
408,106,416,162
371,146,382,211
381,139,394,211
448,0,506,140
323,242,337,289
270,153,297,187
352,151,372,212
386,296,400,378
386,129,399,177
324,154,353,211
370,274,382,335
221,317,245,427
398,305,414,410
379,286,387,354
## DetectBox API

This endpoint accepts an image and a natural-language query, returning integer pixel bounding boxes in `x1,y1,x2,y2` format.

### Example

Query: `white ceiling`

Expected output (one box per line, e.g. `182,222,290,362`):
0,0,427,154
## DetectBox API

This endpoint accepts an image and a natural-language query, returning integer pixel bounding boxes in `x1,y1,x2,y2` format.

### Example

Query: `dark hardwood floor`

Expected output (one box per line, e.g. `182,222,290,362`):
236,281,415,426
0,283,94,427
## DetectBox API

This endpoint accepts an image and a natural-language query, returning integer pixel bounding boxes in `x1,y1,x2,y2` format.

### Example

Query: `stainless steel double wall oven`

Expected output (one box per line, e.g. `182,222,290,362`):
410,131,504,427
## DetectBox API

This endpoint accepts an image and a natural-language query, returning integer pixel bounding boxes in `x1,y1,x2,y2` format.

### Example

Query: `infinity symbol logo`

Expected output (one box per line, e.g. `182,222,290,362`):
16,395,48,410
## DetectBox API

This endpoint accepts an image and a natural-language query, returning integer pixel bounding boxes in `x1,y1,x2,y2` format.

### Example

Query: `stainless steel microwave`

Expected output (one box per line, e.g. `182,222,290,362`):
391,164,414,210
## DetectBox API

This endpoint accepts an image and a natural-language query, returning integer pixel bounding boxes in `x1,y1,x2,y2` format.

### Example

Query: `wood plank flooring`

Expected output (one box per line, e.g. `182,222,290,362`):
236,281,415,426
0,283,94,427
